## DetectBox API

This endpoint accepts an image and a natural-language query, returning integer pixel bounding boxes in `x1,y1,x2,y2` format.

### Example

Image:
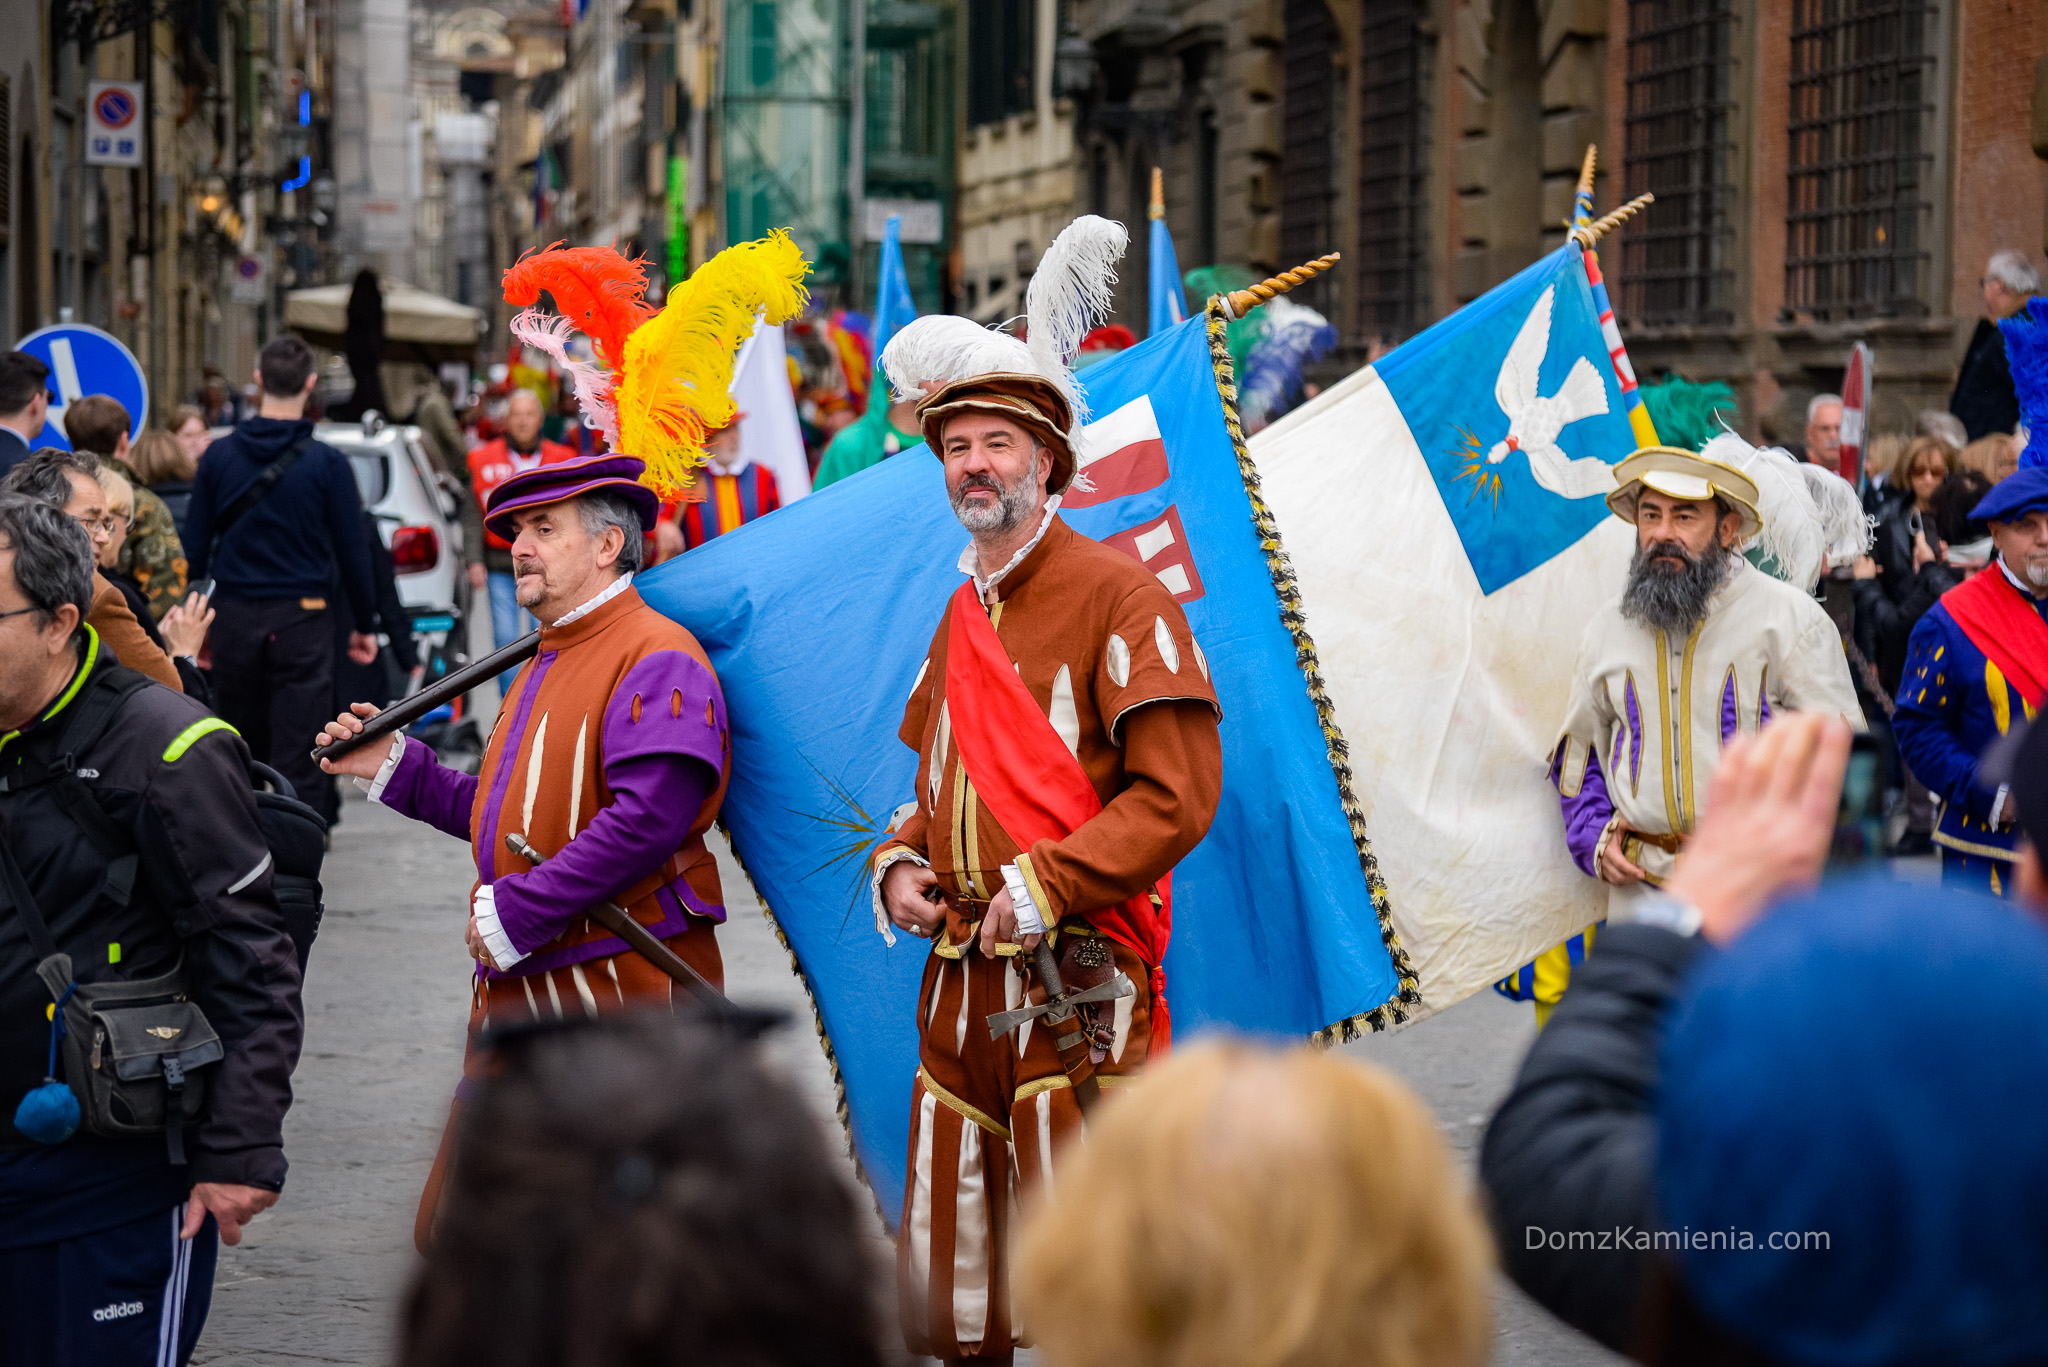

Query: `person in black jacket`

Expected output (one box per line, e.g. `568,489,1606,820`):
1949,250,2036,443
0,495,303,1366
1481,713,1853,1353
183,335,378,827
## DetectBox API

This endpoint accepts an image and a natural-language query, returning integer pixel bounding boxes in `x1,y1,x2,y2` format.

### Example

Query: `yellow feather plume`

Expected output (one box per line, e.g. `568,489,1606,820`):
615,230,811,498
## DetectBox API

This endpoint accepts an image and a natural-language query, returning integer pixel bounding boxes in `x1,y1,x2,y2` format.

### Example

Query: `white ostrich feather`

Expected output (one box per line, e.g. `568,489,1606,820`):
510,308,618,446
1701,433,1828,590
1798,463,1876,567
879,315,1035,403
1024,214,1128,425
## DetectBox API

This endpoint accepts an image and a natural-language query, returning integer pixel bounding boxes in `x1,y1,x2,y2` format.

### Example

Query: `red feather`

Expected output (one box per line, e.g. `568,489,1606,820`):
502,243,655,372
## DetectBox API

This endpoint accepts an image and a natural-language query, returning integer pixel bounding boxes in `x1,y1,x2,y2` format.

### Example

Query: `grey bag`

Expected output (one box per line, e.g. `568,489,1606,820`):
34,954,222,1164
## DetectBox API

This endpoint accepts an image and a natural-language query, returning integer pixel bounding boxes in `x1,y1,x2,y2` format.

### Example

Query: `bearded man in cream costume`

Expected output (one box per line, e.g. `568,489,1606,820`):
1551,444,1865,917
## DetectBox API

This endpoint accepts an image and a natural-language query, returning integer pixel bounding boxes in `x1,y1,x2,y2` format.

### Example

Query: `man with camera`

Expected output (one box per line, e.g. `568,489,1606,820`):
0,495,303,1365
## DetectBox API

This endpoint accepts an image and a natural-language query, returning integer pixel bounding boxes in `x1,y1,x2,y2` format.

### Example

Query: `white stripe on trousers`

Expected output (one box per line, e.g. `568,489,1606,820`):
157,1206,193,1367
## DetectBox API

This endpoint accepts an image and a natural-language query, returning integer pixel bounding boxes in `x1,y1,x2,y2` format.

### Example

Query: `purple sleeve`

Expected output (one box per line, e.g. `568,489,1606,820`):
489,651,727,957
378,736,479,841
1551,742,1614,879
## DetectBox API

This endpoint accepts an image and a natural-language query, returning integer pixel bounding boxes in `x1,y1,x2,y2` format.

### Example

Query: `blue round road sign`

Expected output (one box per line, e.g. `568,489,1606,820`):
13,324,150,451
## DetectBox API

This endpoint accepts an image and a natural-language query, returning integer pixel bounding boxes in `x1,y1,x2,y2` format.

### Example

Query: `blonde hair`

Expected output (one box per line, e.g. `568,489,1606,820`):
97,463,135,517
1014,1042,1492,1367
1899,435,1957,485
1958,433,2017,484
128,428,197,485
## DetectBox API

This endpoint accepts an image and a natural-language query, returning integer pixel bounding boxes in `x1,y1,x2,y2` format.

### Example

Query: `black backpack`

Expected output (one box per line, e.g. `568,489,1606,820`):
37,669,327,974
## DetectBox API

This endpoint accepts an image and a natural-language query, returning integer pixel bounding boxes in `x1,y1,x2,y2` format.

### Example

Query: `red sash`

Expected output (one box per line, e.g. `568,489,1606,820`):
1943,566,2048,709
942,583,1173,1045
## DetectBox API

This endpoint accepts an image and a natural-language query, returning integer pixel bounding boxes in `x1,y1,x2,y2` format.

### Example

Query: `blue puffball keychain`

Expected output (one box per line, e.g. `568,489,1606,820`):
14,984,80,1145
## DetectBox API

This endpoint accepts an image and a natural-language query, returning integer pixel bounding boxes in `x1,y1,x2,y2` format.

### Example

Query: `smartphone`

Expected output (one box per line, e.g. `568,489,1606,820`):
1829,731,1890,866
187,578,217,604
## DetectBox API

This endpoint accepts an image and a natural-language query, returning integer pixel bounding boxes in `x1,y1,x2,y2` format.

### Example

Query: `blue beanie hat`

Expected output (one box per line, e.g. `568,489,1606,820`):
1658,877,2048,1367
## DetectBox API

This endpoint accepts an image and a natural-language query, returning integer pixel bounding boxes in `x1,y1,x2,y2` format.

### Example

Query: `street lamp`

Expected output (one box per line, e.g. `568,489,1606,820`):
1053,12,1095,102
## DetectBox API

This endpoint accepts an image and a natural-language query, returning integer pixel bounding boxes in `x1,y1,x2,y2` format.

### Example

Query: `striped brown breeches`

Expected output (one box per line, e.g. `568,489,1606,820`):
899,934,1155,1359
412,919,725,1253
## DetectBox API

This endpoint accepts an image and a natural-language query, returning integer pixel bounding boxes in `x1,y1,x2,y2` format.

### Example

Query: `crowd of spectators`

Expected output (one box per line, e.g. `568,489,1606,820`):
1,245,2044,1367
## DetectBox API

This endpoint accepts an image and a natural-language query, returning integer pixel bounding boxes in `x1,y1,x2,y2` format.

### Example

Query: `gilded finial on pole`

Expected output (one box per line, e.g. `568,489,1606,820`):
1149,166,1165,221
1216,253,1343,320
1572,146,1598,229
1569,193,1655,249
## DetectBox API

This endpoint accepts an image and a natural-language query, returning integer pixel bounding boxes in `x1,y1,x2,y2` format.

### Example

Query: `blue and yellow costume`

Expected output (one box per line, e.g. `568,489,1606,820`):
1891,469,2048,899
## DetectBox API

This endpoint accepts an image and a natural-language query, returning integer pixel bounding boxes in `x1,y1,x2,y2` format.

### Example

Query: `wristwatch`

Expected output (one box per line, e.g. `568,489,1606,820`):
1632,891,1704,938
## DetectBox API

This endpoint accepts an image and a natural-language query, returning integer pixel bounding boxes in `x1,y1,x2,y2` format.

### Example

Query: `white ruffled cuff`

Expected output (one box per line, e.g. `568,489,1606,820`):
1591,814,1625,882
471,882,527,969
1001,863,1044,935
870,847,930,946
358,732,409,801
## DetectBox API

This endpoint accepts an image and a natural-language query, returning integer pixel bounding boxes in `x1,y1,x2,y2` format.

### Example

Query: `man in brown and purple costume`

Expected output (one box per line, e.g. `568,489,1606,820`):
873,369,1223,1363
317,452,732,1247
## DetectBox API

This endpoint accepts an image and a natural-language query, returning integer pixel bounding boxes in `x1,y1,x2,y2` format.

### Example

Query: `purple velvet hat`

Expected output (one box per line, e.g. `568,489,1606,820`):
484,452,662,542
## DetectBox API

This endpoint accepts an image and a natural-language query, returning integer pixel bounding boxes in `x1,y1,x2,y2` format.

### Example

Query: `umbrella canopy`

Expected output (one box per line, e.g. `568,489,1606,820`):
285,279,486,363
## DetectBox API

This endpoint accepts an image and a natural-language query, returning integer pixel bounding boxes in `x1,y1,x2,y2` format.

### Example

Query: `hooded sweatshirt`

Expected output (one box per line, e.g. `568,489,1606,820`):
183,416,375,630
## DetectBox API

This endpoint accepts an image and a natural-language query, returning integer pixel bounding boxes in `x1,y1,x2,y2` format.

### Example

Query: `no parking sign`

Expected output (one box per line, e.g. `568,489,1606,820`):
13,324,150,450
86,81,145,168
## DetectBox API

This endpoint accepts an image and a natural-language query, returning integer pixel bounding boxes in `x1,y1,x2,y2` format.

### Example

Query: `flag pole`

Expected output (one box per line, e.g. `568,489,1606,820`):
1567,145,1660,448
1150,166,1164,220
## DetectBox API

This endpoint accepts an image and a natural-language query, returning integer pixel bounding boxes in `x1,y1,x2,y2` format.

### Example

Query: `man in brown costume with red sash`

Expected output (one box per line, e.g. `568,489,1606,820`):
316,452,732,1248
873,372,1223,1363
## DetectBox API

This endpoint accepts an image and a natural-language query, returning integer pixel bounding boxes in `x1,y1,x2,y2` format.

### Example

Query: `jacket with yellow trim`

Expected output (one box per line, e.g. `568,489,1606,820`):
0,631,303,1186
1892,590,2046,861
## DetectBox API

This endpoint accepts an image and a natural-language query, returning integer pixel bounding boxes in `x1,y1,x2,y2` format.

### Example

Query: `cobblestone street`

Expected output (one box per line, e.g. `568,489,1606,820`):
193,786,1620,1366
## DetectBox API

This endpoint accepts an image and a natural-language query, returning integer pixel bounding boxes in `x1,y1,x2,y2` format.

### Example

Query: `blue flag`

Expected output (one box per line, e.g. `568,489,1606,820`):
637,312,1403,1215
1148,215,1187,337
873,214,919,364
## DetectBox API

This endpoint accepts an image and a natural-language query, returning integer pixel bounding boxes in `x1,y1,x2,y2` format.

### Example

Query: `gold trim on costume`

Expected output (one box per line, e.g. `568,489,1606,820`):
920,1065,1011,1140
1654,632,1678,832
1931,830,2021,862
1015,1072,1133,1104
1679,623,1701,829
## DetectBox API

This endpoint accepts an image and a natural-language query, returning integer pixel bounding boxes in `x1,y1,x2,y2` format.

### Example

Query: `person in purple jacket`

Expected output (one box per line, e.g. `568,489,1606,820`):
315,453,733,1251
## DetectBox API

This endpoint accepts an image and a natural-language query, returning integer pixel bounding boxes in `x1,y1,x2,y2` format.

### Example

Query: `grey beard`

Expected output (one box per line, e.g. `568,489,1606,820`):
1620,538,1736,638
2024,557,2048,590
950,456,1043,536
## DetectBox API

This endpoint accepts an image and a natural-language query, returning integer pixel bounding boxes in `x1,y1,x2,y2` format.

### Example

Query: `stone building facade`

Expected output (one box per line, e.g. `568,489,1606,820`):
958,1,2048,440
1269,0,2048,436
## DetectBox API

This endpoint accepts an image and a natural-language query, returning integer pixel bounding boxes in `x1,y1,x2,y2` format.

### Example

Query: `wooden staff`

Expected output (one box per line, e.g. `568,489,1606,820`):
308,628,541,765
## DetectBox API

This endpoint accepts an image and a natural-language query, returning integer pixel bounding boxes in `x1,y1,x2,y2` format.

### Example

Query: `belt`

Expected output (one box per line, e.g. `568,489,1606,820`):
1626,831,1685,855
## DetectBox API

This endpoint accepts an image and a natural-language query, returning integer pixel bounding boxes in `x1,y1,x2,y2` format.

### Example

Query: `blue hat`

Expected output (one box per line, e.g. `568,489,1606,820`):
1658,877,2048,1367
1968,463,2048,525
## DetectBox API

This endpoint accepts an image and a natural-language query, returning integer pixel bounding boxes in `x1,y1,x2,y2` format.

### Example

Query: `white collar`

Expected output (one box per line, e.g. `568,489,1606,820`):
547,571,634,629
708,453,752,478
956,497,1061,605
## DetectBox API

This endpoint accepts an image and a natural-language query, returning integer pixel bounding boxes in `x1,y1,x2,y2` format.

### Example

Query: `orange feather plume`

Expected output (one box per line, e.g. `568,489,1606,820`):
501,244,655,372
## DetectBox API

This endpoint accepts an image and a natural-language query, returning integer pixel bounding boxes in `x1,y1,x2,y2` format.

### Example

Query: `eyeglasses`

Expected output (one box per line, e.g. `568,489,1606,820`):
69,512,122,538
0,605,39,623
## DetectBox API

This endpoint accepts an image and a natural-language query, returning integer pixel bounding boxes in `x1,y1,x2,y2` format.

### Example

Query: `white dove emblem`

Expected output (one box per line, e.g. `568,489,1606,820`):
1482,284,1615,500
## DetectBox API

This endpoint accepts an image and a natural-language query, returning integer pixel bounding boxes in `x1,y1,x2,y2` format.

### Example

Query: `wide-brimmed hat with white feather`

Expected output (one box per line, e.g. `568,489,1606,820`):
1607,435,1873,591
880,215,1129,494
